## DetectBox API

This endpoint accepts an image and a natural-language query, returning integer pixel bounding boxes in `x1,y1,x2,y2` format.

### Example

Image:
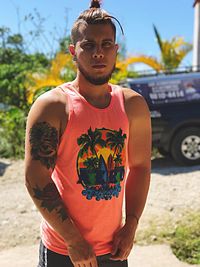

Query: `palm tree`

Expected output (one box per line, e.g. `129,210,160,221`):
106,129,126,159
77,128,105,184
114,153,122,167
117,25,192,73
25,52,76,104
116,55,162,73
152,25,192,71
77,127,106,159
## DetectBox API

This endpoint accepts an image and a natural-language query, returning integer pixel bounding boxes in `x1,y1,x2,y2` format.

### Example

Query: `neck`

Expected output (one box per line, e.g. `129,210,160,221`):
72,73,110,99
71,73,112,109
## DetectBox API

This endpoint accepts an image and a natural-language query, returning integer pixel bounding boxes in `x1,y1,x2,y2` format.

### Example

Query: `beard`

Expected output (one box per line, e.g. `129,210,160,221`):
77,61,116,85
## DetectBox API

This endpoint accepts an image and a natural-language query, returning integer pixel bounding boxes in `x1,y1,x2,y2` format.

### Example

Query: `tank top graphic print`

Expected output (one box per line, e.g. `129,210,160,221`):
77,126,127,201
41,83,129,256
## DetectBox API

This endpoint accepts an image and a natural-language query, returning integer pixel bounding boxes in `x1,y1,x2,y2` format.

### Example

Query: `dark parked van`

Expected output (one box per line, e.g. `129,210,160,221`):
126,70,200,165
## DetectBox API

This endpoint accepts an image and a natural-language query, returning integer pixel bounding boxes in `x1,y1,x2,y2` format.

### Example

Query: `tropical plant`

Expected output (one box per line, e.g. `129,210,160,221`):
0,14,72,158
0,107,26,158
25,51,76,104
0,27,49,111
0,26,50,158
117,25,192,73
152,25,193,71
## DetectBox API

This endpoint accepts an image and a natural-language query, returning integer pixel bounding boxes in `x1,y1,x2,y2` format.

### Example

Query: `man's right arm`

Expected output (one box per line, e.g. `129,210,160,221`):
25,91,98,267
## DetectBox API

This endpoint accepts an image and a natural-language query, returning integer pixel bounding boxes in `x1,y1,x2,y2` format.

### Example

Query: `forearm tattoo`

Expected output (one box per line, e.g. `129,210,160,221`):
29,121,59,169
33,183,68,221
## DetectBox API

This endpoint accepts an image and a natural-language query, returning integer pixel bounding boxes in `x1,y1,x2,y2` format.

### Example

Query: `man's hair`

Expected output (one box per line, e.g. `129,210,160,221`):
71,0,123,44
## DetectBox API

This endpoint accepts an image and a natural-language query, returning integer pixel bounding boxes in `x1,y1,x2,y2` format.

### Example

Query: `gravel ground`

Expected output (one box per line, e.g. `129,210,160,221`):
139,157,200,235
0,156,200,266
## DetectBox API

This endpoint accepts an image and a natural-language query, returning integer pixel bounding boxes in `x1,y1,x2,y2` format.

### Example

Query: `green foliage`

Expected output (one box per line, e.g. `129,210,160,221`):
0,26,46,158
0,16,67,159
0,23,71,159
0,107,26,158
0,49,49,111
32,86,53,103
127,70,138,78
136,211,200,265
0,27,50,112
111,68,129,84
59,36,71,53
7,33,24,50
111,67,138,84
170,212,200,264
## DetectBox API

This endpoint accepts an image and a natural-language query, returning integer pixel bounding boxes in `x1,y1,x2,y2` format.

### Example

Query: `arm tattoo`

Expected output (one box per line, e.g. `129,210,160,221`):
29,121,59,169
33,183,68,222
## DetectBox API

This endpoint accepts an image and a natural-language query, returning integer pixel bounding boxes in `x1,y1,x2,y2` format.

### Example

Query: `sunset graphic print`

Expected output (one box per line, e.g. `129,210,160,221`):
76,127,127,201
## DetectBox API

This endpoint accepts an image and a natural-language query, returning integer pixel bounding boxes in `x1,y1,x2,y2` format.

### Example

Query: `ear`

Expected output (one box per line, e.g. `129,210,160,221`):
115,43,119,56
69,44,75,56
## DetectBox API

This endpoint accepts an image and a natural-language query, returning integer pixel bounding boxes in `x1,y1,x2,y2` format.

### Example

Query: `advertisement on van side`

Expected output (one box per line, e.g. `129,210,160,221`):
130,76,200,106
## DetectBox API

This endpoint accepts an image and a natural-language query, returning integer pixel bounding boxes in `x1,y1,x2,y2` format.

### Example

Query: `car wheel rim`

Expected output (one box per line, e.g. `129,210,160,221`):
181,135,200,160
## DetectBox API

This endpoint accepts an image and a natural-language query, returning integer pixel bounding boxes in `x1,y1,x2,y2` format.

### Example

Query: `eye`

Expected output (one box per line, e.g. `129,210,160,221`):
82,42,95,49
102,41,114,48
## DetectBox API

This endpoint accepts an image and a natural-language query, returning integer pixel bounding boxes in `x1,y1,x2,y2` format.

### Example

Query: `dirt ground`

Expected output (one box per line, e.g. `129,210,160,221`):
0,156,200,266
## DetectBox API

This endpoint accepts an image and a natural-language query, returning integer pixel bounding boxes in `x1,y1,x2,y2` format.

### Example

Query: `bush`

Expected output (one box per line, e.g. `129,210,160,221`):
170,212,200,264
0,107,26,158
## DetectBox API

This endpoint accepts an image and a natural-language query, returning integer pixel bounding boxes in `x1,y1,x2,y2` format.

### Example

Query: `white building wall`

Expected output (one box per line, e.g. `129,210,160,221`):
193,2,200,70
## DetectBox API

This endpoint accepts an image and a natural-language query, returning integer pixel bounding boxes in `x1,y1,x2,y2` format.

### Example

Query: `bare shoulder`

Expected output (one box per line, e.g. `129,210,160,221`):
122,87,145,104
31,87,67,110
121,87,150,120
28,87,68,121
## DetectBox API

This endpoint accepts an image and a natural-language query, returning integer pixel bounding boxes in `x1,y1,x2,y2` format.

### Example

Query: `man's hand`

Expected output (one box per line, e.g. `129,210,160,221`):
110,219,137,261
68,238,98,267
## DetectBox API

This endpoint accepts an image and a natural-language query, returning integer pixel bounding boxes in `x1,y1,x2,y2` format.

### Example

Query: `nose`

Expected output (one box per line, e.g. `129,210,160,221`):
92,45,104,59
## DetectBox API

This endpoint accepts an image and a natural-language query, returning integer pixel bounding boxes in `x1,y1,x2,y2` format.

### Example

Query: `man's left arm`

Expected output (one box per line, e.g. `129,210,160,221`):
110,92,152,261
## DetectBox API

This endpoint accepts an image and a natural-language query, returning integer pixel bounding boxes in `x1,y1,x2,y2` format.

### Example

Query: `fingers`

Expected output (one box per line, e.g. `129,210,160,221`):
91,257,98,267
110,248,130,261
89,256,98,267
110,249,123,261
73,256,98,267
124,251,130,260
111,236,120,255
110,226,134,261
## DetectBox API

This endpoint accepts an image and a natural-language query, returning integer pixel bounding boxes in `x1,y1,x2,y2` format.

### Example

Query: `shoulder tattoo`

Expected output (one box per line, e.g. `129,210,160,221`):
29,121,59,169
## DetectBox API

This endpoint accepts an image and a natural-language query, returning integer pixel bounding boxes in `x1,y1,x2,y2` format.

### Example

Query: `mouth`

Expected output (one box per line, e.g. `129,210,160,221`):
92,64,107,69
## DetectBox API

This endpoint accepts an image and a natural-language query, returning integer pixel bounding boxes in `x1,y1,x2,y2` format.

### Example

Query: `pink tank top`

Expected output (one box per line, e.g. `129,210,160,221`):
41,83,129,256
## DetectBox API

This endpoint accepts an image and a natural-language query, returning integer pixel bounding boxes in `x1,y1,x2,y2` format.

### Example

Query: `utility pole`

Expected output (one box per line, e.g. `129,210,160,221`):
193,0,200,71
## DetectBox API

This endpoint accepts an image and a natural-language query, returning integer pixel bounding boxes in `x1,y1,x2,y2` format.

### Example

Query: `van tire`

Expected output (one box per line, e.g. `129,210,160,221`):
171,127,200,165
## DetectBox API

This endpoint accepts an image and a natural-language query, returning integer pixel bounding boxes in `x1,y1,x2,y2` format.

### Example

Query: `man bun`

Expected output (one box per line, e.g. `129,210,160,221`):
71,0,124,44
90,0,101,8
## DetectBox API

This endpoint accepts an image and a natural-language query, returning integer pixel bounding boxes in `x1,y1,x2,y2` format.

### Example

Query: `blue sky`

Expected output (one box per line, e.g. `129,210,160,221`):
0,0,195,70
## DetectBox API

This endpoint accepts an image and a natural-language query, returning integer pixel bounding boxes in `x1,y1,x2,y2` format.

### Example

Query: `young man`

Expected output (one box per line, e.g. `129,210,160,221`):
25,1,151,266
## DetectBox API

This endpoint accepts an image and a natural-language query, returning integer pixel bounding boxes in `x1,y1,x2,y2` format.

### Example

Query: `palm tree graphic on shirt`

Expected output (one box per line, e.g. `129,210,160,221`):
76,127,127,201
